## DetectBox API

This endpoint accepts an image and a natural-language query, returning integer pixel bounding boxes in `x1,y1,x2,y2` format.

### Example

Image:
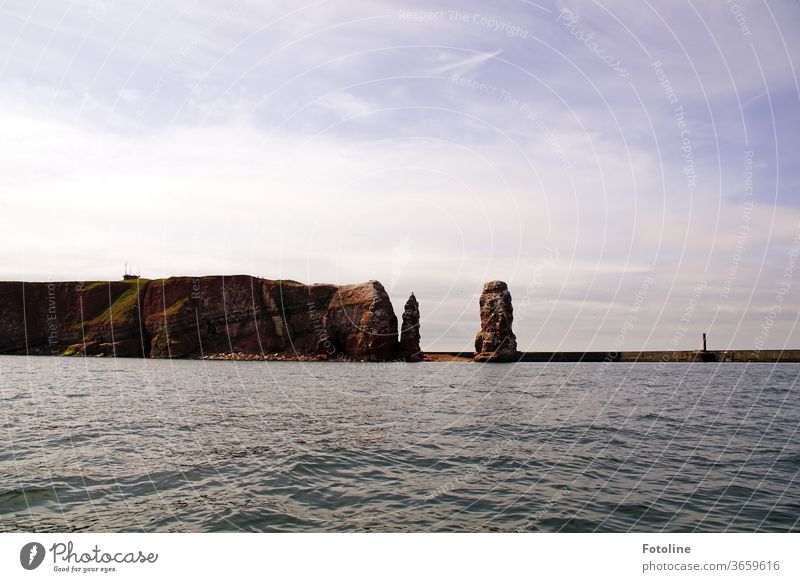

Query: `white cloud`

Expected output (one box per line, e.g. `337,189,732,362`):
431,49,503,75
313,91,374,119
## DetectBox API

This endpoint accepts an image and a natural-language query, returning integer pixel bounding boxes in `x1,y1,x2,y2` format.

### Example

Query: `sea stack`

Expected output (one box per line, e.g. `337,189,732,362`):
399,292,423,362
474,281,519,362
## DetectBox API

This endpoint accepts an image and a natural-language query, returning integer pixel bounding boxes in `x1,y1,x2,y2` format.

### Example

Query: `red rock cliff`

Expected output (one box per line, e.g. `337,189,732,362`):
321,280,398,361
0,277,402,361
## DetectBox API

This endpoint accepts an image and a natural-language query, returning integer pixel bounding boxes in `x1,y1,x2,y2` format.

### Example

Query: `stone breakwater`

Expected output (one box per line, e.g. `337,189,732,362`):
0,277,408,362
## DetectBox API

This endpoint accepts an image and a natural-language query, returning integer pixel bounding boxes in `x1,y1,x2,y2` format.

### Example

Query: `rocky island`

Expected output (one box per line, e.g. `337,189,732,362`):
3,276,798,364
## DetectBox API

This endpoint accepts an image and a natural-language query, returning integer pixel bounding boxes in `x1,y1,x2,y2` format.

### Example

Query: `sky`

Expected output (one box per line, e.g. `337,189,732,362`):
1,0,799,352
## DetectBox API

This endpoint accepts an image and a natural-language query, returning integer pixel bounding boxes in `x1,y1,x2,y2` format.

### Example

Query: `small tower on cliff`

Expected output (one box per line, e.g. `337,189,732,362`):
122,262,140,280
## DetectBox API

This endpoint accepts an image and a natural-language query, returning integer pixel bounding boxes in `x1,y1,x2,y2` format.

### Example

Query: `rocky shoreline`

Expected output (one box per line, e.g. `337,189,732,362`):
200,352,330,362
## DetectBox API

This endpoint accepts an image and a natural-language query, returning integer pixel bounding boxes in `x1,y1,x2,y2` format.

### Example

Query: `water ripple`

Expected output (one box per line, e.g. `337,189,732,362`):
1,357,798,532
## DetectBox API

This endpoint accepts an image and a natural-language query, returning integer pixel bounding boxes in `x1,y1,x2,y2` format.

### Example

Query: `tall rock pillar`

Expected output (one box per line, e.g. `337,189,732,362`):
474,281,519,362
399,292,423,362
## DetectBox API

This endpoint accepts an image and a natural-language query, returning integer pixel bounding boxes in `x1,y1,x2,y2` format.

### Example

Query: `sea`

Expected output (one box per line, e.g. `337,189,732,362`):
1,356,798,532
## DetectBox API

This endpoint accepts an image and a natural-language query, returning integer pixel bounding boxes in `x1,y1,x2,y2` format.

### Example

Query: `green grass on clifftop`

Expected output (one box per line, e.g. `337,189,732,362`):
87,286,142,328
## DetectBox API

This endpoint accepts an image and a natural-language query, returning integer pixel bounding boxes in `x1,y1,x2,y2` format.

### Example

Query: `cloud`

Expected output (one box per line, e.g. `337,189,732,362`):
431,49,503,75
313,91,374,119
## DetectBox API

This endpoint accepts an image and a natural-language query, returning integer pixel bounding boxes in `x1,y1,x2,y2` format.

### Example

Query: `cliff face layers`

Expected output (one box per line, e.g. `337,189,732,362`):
399,293,422,362
321,281,399,361
474,280,519,362
0,277,403,361
0,280,148,357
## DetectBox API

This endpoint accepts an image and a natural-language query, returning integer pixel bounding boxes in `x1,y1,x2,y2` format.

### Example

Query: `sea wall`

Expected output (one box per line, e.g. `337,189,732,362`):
0,277,400,361
474,350,800,363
